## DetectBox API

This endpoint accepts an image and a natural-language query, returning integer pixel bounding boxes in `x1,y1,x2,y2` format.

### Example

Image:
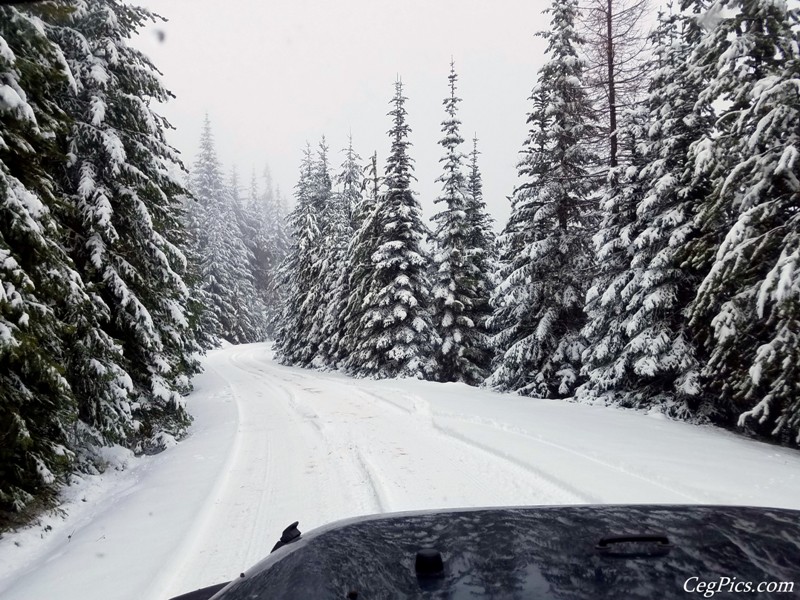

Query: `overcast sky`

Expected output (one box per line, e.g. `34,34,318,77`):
132,0,560,227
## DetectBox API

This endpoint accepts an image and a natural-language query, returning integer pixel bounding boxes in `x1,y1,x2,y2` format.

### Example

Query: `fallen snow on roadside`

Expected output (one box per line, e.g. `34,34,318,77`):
0,445,136,588
1,343,799,600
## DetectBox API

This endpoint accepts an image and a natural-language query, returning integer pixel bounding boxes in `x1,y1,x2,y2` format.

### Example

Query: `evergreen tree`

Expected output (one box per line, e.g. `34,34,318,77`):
686,0,800,443
52,0,199,449
303,138,336,365
338,137,365,229
464,137,498,375
251,166,288,336
309,157,351,366
190,118,261,345
347,81,435,378
0,4,77,513
181,188,219,351
487,85,548,393
244,170,268,311
579,111,648,403
274,144,323,365
488,0,598,397
431,64,493,384
319,138,364,365
338,151,383,366
582,10,713,417
466,136,498,292
230,167,269,338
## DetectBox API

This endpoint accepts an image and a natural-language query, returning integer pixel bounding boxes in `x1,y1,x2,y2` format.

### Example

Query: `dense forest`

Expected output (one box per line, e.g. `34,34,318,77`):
275,0,800,449
0,1,287,519
2,0,799,521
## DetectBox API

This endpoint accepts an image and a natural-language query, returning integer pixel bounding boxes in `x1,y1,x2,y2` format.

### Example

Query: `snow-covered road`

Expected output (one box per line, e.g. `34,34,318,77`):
2,343,800,600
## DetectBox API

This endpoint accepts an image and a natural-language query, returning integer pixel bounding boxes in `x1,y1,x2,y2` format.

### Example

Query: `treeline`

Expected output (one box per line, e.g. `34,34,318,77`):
275,0,800,448
275,73,497,384
0,2,199,517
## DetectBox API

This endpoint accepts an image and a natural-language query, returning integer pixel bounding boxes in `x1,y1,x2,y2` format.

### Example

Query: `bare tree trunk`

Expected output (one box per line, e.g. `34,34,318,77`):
606,0,618,168
579,0,651,169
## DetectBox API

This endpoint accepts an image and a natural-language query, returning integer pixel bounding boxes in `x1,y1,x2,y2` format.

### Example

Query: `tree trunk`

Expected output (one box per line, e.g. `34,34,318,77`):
607,0,618,168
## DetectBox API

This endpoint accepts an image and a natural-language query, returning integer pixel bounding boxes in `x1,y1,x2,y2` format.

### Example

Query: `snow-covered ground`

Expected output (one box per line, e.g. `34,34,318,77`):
2,343,800,600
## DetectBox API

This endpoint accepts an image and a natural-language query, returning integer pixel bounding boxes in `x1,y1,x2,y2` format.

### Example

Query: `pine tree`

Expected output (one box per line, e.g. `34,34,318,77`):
488,85,548,393
51,0,199,449
579,111,648,402
310,162,352,366
686,0,800,444
488,0,598,397
0,4,78,513
303,138,336,365
181,187,219,351
274,144,323,365
348,81,435,378
230,167,269,339
249,166,287,336
431,64,493,385
338,151,383,366
464,137,498,374
190,118,261,345
244,170,269,317
318,137,364,365
583,9,713,417
466,136,497,291
338,137,365,229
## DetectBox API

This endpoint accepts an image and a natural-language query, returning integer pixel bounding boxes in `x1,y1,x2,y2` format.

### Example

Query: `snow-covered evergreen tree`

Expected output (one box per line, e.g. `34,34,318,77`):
244,171,268,308
465,137,498,373
318,138,364,365
0,4,78,512
300,139,337,365
581,10,713,417
488,0,598,397
51,0,199,449
488,86,548,394
466,136,498,292
579,111,648,402
347,81,436,378
190,118,262,345
431,64,493,385
275,139,334,366
229,167,270,338
274,144,324,365
686,0,800,443
180,187,219,351
250,166,288,336
338,151,383,366
338,137,365,229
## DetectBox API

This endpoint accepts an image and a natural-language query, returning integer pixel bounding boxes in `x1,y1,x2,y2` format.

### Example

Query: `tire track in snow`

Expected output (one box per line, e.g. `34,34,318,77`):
430,419,597,504
256,358,701,507
349,387,593,505
430,410,705,504
350,385,703,504
258,371,510,508
225,348,384,516
161,346,353,597
351,447,388,512
147,353,246,600
241,354,702,509
228,349,281,569
260,365,591,505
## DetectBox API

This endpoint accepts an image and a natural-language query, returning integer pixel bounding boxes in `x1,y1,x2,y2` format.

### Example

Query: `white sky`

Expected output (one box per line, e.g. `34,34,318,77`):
132,0,556,227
